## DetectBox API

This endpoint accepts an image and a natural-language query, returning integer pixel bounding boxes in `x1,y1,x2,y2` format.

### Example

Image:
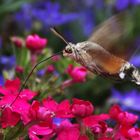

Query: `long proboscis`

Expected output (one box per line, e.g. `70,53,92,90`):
50,27,72,46
10,51,62,107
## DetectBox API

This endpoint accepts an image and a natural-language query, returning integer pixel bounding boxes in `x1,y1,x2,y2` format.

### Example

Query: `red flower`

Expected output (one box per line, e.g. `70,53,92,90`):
47,65,55,73
29,124,54,140
1,107,20,128
71,98,94,118
29,101,54,123
118,111,138,126
42,97,58,112
67,64,87,83
15,65,24,73
128,128,140,140
56,100,73,118
109,104,122,120
0,78,37,125
83,114,110,127
26,34,47,53
78,135,89,140
43,98,73,118
56,120,80,140
109,105,138,126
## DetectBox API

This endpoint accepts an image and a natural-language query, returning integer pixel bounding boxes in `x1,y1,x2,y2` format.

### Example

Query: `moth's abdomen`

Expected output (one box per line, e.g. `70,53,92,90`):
119,62,140,85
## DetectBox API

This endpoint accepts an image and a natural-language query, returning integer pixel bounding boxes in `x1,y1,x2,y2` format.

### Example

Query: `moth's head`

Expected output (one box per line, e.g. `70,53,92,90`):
63,41,89,60
63,43,76,57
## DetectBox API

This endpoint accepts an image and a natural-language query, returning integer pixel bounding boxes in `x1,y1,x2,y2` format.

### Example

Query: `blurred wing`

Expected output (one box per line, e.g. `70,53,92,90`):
88,11,136,60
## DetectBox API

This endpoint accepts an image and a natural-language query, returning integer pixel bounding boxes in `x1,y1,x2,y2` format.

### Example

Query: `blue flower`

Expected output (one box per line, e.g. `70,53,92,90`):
115,0,130,11
37,69,46,77
110,88,140,112
130,55,140,67
14,1,78,30
14,4,32,31
0,71,4,86
79,10,95,37
0,55,16,70
131,0,140,5
0,55,16,86
53,117,69,126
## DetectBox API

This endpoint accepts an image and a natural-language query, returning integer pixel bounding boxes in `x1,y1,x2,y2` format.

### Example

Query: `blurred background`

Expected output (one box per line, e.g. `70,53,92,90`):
1,0,140,117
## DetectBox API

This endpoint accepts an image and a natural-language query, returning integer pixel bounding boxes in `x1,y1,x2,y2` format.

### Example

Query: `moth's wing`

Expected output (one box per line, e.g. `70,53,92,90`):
88,11,136,60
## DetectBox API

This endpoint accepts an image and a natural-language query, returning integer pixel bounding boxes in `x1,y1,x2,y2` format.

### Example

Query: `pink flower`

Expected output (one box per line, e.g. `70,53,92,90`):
67,64,87,83
83,114,110,127
78,135,89,140
55,100,73,118
29,124,54,140
28,101,54,123
109,104,122,120
43,98,73,118
0,107,20,128
52,55,61,61
42,97,58,112
26,34,47,53
128,128,140,140
47,65,55,73
71,98,94,118
56,120,80,140
109,105,138,126
11,36,24,48
0,78,37,125
118,111,138,126
15,66,24,73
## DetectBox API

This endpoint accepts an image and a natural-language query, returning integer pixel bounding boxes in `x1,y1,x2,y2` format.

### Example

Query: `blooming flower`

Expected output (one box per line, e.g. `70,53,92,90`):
43,97,73,118
67,64,87,83
71,98,94,118
29,124,54,140
26,34,47,53
56,120,80,140
0,78,37,125
109,105,138,126
1,107,20,128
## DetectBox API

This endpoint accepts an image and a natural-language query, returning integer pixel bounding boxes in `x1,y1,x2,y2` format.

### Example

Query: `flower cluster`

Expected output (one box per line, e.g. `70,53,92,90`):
0,78,139,140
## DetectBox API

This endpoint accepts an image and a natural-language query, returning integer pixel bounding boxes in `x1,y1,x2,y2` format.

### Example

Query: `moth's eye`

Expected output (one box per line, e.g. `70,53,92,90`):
65,47,72,53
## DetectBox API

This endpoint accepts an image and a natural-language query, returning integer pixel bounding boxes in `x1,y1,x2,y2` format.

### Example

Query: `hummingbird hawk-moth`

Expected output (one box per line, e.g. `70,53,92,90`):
51,12,140,85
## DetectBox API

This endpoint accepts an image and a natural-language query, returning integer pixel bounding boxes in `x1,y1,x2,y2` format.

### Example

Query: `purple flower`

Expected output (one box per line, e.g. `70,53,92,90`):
130,55,140,67
37,69,46,77
53,118,66,126
0,71,4,86
131,0,140,5
14,1,78,30
79,10,95,37
14,4,32,31
110,89,140,112
0,55,16,70
115,0,130,11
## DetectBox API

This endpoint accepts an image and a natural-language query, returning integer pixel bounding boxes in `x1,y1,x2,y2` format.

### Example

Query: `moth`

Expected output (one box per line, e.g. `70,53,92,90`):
51,12,140,85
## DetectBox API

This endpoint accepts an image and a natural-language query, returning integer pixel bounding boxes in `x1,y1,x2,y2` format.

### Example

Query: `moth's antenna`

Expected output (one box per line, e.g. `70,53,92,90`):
50,27,71,46
10,51,62,107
